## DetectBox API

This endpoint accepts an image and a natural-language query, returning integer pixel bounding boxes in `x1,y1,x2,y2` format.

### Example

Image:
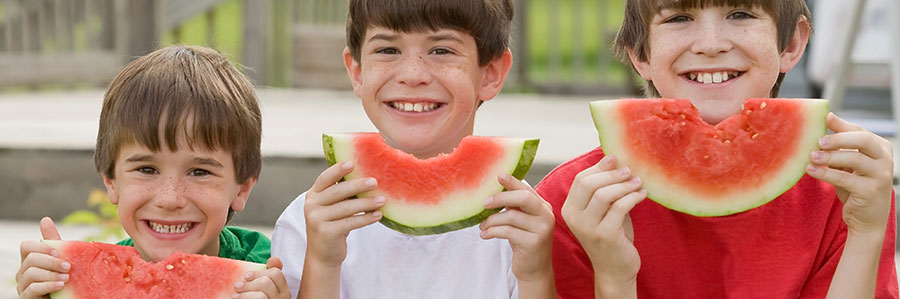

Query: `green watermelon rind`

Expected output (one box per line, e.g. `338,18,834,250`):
590,99,829,217
322,134,539,235
43,240,266,299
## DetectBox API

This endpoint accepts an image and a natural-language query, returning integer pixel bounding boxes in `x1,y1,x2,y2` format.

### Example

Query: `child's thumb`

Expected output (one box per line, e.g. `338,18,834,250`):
39,217,62,240
265,257,283,270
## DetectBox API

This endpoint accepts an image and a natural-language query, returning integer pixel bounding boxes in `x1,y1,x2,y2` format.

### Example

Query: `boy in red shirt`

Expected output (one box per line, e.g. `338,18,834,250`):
536,0,899,297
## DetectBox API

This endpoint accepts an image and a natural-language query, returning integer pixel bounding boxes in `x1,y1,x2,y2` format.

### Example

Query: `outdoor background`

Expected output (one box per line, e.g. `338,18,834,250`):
0,0,897,297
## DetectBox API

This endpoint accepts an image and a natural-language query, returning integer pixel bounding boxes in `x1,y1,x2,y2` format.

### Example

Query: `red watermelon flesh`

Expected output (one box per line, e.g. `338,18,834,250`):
44,240,265,299
590,98,828,216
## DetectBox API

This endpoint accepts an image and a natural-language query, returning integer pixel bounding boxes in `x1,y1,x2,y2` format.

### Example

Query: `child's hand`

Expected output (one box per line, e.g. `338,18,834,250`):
480,173,555,283
304,161,384,267
807,113,894,235
560,155,645,298
233,257,290,299
16,217,68,299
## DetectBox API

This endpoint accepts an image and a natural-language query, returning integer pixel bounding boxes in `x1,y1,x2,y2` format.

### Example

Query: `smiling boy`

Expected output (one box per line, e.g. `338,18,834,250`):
537,0,898,298
270,1,556,298
16,45,290,299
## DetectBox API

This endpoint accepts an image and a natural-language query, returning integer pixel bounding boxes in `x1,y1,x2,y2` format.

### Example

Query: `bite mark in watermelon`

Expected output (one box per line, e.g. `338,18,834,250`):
323,133,539,235
590,98,828,216
43,240,265,299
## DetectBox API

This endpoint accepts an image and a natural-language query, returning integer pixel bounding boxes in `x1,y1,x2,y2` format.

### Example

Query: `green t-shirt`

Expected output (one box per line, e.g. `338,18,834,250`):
117,226,270,263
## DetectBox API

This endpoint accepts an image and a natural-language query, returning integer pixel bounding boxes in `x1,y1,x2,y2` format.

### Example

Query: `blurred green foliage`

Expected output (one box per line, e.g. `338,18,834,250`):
61,189,125,242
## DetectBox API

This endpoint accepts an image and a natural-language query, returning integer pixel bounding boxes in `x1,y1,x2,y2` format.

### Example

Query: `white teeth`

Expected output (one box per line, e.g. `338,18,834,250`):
149,222,193,234
690,71,739,84
390,101,439,112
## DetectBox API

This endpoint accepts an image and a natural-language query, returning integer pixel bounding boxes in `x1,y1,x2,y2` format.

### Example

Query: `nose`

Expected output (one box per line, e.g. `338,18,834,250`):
154,175,188,210
394,54,433,86
691,20,732,56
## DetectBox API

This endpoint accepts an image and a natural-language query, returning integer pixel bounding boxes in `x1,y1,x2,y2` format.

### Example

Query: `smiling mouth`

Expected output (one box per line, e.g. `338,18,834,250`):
686,71,743,84
147,221,195,234
388,101,442,112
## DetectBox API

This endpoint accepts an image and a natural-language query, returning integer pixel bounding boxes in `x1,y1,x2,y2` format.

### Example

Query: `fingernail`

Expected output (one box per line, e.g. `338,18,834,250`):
600,156,611,166
806,164,820,175
810,151,822,161
61,262,70,271
342,161,353,170
371,211,382,219
56,281,65,288
233,293,240,299
818,137,829,147
618,167,631,177
499,173,511,181
234,281,244,288
244,272,253,279
484,196,493,207
51,250,59,257
365,178,377,187
59,274,69,281
374,196,385,205
630,177,642,186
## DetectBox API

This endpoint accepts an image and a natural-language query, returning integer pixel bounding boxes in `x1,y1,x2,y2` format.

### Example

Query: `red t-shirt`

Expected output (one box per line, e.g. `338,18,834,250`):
536,146,898,298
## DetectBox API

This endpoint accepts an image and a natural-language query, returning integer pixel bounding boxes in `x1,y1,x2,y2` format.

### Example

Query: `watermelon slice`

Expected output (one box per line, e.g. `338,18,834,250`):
323,133,539,235
590,98,828,216
44,240,265,299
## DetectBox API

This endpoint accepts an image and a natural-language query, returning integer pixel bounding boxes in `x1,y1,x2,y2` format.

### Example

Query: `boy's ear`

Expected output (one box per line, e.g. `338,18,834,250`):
476,49,513,102
779,16,811,73
343,47,363,99
102,175,119,205
230,177,258,212
627,48,652,80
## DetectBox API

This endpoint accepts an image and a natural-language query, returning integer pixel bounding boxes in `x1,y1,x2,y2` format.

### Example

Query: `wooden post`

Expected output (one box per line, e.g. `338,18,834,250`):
127,0,159,59
243,0,268,85
509,0,529,87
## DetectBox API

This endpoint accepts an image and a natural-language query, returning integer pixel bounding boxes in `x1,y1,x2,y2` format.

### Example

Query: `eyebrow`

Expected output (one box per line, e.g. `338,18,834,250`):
124,154,154,163
193,157,224,168
368,33,398,43
428,33,464,44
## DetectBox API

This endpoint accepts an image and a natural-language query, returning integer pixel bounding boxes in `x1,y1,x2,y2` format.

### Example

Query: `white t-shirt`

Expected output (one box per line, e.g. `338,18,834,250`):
271,192,519,299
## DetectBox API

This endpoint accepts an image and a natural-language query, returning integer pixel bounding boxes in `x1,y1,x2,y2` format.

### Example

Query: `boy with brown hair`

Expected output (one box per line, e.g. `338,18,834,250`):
16,45,290,299
271,0,557,298
537,0,899,298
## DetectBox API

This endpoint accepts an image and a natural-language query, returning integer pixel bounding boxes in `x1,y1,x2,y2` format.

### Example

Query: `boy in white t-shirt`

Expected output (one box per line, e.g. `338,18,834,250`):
271,0,557,298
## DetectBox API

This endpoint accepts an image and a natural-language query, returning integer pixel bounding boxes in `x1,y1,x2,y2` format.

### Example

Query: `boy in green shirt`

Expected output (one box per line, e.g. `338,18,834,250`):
16,45,289,299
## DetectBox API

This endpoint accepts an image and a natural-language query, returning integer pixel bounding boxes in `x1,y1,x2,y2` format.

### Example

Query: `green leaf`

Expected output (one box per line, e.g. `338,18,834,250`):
99,202,118,219
61,210,102,225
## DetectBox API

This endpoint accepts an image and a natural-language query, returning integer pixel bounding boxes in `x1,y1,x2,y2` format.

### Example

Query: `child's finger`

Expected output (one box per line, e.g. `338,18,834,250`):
806,165,866,200
818,132,891,160
328,210,383,233
312,177,377,206
567,164,631,211
497,173,538,196
237,268,288,298
40,217,62,241
313,197,385,222
480,224,534,244
310,161,355,193
19,252,70,277
585,177,643,221
265,257,282,270
597,189,646,235
826,112,867,133
18,280,65,299
20,240,56,263
479,209,544,236
17,267,68,292
485,190,547,217
810,150,881,177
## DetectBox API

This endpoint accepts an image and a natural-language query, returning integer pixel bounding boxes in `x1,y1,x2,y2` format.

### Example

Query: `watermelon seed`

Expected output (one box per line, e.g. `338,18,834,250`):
166,264,174,270
752,133,759,139
166,287,173,292
760,102,767,109
181,259,187,265
124,277,131,282
746,110,752,115
724,140,731,144
679,114,686,119
713,134,718,139
680,122,686,126
703,155,709,159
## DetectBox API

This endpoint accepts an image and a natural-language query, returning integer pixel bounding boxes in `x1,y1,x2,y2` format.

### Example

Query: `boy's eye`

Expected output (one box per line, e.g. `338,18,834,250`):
137,167,158,175
375,47,399,55
430,48,454,55
663,15,692,23
190,169,211,177
727,11,755,20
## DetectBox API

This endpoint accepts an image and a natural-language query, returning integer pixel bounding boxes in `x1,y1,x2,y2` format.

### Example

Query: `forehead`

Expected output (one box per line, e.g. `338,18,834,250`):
649,0,772,12
363,27,473,42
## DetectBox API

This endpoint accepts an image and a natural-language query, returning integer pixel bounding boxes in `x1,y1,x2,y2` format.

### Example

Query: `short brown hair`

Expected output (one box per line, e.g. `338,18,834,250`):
345,0,514,66
613,0,811,97
95,45,262,184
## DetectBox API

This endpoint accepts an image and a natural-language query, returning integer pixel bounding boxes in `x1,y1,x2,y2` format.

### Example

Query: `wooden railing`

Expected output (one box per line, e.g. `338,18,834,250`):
0,0,634,94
